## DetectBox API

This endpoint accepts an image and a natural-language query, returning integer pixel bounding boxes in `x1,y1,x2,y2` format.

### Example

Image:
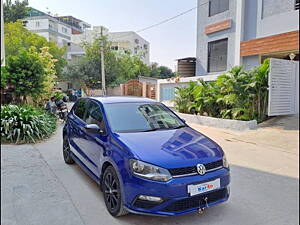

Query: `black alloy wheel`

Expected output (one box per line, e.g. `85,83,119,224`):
102,166,128,217
63,135,75,164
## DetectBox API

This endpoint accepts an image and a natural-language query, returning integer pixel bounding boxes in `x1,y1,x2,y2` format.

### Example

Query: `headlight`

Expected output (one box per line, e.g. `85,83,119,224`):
129,159,172,182
223,154,229,169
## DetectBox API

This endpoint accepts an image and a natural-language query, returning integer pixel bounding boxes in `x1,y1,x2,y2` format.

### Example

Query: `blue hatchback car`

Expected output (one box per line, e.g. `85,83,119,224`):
63,96,230,217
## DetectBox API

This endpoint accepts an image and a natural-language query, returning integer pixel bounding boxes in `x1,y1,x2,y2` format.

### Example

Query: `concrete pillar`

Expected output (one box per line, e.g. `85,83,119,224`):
1,0,5,66
142,82,147,97
234,0,245,66
156,80,161,102
120,84,124,95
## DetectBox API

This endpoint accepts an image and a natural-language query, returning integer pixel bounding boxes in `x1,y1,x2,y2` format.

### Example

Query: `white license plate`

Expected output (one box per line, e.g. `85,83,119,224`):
187,179,220,196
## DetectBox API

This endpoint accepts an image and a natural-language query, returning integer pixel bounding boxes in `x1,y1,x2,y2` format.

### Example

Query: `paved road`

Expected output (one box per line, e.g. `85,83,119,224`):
1,116,299,225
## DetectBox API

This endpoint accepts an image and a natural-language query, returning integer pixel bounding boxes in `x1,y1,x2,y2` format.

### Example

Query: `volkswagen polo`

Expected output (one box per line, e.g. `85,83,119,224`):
62,96,230,217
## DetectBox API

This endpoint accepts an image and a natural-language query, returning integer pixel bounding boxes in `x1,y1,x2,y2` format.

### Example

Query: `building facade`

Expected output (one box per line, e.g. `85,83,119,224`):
71,26,109,45
55,16,91,34
108,31,150,65
24,8,72,47
196,0,299,76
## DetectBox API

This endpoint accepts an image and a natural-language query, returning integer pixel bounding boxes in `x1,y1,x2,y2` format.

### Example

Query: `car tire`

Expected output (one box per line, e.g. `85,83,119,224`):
63,135,75,164
102,166,128,217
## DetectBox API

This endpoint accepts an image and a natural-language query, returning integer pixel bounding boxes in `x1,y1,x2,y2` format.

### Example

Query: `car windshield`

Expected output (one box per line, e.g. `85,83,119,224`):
103,102,186,133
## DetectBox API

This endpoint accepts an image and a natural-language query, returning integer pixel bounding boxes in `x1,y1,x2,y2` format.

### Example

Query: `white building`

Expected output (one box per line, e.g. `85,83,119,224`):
55,16,91,35
108,31,150,65
71,26,109,45
24,8,72,47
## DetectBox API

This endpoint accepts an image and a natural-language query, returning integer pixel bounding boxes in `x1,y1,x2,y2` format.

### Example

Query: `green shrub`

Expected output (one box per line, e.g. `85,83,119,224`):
174,60,270,122
1,105,57,144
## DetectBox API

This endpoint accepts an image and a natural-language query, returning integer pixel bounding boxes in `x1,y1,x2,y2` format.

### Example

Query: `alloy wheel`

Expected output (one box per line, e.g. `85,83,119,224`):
103,170,120,212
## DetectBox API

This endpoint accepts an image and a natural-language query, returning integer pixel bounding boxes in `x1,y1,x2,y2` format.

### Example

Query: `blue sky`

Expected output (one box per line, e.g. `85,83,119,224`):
28,0,198,70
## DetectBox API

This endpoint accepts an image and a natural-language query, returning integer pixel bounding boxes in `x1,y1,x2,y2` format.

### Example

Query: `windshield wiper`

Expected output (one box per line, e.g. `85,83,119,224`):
140,125,187,132
140,128,161,132
172,124,187,129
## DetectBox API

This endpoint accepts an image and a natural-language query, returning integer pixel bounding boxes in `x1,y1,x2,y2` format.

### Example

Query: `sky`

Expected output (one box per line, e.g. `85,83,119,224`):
28,0,198,70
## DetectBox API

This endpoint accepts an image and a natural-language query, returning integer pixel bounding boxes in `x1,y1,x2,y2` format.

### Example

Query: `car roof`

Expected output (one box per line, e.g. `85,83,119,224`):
87,96,157,104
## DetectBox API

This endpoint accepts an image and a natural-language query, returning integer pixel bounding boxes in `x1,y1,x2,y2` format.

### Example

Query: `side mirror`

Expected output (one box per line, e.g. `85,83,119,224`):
84,124,101,134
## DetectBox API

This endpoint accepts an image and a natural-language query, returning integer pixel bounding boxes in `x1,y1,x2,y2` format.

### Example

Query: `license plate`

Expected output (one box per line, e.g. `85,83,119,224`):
187,179,220,196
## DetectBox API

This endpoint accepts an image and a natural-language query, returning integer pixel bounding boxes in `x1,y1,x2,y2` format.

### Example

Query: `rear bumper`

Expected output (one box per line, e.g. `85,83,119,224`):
123,168,230,216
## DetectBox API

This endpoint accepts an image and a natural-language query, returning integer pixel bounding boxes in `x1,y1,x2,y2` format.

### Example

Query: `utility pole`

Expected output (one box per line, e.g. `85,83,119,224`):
100,26,106,95
1,0,5,66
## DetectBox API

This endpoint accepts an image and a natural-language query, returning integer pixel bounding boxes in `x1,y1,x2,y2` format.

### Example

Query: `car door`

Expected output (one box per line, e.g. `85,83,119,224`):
68,99,94,171
81,100,108,179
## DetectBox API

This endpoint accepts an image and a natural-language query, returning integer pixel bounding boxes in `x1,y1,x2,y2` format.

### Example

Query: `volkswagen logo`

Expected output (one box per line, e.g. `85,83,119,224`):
197,164,206,175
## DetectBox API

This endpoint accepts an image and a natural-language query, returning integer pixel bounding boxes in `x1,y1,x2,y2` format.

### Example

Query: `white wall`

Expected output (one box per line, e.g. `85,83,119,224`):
72,26,109,44
108,31,150,65
57,23,71,36
37,32,50,41
257,0,299,38
25,18,49,30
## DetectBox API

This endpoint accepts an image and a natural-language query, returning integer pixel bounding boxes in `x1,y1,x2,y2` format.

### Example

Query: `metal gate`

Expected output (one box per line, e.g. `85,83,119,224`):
268,58,299,116
123,80,143,97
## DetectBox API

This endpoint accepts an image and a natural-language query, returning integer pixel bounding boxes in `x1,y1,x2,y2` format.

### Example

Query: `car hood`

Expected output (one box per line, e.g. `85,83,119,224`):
114,127,224,169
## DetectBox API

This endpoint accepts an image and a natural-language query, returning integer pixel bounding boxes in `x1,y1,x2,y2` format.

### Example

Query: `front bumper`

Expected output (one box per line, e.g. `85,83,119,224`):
123,168,230,216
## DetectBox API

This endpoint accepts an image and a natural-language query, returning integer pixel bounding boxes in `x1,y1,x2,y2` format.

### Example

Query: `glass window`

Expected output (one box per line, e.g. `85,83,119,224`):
74,99,87,120
209,0,229,16
208,38,228,73
103,103,185,133
85,101,106,131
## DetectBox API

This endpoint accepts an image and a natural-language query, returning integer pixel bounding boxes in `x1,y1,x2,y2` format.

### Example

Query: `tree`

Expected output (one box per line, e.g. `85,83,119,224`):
3,0,29,23
149,63,175,79
33,46,58,104
1,66,9,89
5,46,57,103
64,36,151,88
4,22,66,78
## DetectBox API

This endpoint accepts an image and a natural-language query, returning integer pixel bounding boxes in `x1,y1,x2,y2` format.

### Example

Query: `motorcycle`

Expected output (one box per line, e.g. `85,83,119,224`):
55,97,69,121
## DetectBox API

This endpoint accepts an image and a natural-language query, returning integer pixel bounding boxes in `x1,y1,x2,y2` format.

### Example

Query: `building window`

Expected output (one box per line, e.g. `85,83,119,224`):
295,0,300,10
62,27,68,33
209,0,229,16
207,38,228,73
36,21,40,27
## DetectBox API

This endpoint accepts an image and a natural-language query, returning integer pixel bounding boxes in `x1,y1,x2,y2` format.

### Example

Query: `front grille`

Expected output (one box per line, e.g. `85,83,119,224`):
133,199,162,209
162,188,227,212
169,160,223,177
205,160,223,170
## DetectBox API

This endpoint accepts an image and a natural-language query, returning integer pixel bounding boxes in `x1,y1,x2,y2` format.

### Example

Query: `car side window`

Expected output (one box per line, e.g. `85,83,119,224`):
85,101,106,132
74,99,87,120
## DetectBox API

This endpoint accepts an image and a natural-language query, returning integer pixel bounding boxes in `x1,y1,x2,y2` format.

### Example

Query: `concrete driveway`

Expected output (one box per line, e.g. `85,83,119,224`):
1,115,299,225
